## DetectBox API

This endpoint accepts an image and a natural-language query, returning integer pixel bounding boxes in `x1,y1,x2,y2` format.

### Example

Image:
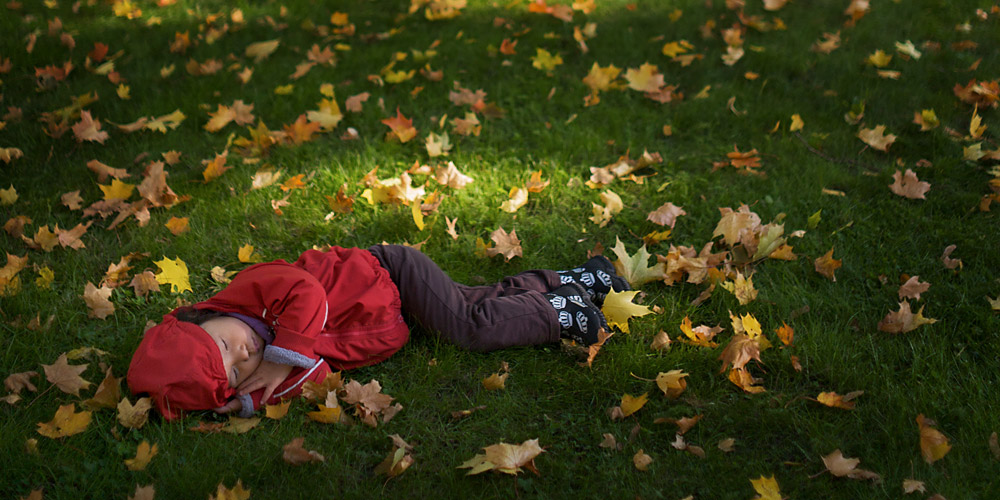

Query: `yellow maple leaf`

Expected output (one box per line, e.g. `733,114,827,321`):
37,403,92,438
531,48,563,72
601,289,652,333
720,271,758,305
620,392,649,417
98,179,135,201
867,49,892,67
124,441,158,471
500,186,529,213
245,39,280,63
118,397,153,429
307,98,343,130
857,125,896,152
655,370,688,399
154,256,192,293
750,475,782,500
209,480,250,500
238,244,261,263
916,414,951,464
581,62,622,93
265,401,291,420
624,63,664,93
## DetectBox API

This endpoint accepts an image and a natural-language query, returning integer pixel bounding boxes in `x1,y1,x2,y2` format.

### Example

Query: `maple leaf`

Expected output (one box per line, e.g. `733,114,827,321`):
283,114,321,145
750,475,782,500
5,371,38,393
898,275,930,300
451,112,481,136
425,131,452,157
775,323,794,346
307,98,342,131
341,379,396,424
822,449,882,480
374,437,415,477
154,256,191,293
913,109,940,131
434,161,473,189
610,237,666,287
283,437,326,465
204,105,236,132
500,186,529,213
720,271,758,305
878,301,936,333
713,205,761,248
459,439,545,476
602,289,652,333
679,316,722,347
72,111,110,143
307,403,343,424
209,480,250,500
655,370,688,399
625,63,664,93
382,108,417,143
915,413,951,463
816,390,864,410
83,366,121,409
633,449,653,471
619,392,649,417
889,169,930,199
582,62,622,93
590,190,623,227
531,48,563,72
345,92,370,112
903,479,926,494
647,202,686,228
222,416,261,434
718,334,762,373
138,161,179,208
43,353,91,396
485,227,522,261
0,147,23,164
650,330,672,351
857,125,896,151
265,400,291,420
125,441,158,471
129,271,160,297
87,159,129,182
940,244,962,270
814,248,842,281
728,367,765,393
483,372,508,390
37,403,92,438
118,397,153,429
246,39,280,63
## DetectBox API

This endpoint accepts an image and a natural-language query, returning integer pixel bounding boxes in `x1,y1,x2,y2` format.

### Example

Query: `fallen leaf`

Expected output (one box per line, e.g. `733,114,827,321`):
822,449,882,480
154,256,191,293
73,111,110,143
620,392,649,417
633,449,653,471
814,248,842,281
898,276,930,300
816,390,864,410
117,397,153,429
82,282,115,319
889,169,930,199
858,125,896,151
222,416,261,434
610,237,666,287
903,479,926,494
655,370,688,399
283,437,325,465
602,289,652,333
125,441,158,471
647,202,686,228
83,366,121,409
4,371,38,393
265,400,291,420
458,439,544,476
750,475,782,500
878,301,937,333
485,227,522,261
916,414,951,464
37,403,92,438
940,245,962,270
208,480,250,500
42,353,91,396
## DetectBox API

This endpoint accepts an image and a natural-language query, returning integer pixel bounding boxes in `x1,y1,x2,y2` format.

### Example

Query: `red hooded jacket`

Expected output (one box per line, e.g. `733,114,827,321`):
128,246,409,418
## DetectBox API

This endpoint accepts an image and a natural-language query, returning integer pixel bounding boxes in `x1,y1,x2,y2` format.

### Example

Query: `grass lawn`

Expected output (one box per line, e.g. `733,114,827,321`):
2,0,1000,498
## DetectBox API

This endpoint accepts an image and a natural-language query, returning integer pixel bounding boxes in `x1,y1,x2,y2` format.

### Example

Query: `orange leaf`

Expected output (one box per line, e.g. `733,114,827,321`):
72,111,109,143
814,248,842,281
381,108,417,143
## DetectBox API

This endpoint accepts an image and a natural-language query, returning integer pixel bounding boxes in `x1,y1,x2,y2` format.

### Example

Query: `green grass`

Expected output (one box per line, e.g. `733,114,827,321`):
2,0,1000,498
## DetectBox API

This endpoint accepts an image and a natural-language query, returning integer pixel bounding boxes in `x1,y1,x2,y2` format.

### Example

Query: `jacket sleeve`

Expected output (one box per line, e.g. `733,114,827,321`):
202,261,328,360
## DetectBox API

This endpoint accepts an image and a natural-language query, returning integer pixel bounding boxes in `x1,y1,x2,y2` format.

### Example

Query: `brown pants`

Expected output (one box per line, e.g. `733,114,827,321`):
368,245,561,351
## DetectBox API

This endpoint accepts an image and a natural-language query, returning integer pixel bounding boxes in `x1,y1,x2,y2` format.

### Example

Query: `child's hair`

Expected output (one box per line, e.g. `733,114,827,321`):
126,310,232,420
174,306,225,325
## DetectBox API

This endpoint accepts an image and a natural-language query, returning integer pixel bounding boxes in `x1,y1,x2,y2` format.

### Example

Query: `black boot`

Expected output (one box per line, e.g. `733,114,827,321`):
544,282,608,345
556,255,630,306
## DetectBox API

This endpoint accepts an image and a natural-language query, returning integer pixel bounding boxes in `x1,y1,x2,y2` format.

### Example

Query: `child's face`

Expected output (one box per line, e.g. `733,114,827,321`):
200,317,265,388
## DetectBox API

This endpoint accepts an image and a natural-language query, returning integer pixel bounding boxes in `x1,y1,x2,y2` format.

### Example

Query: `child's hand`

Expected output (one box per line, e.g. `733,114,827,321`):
236,361,293,403
213,398,242,414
